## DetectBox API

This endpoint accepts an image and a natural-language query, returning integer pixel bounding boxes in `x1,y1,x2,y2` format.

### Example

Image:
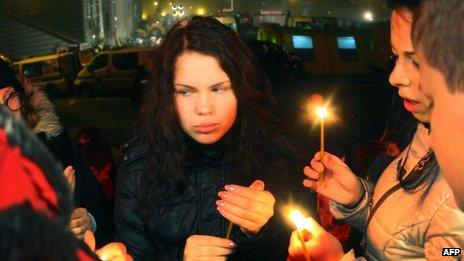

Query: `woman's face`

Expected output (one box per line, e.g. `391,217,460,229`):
389,10,433,123
173,51,238,145
0,86,21,116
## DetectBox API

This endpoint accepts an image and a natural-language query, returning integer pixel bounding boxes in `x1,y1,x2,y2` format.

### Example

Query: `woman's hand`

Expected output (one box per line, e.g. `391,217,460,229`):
183,235,236,261
287,218,344,261
95,242,132,261
70,207,91,239
217,180,275,235
303,152,364,207
63,165,75,193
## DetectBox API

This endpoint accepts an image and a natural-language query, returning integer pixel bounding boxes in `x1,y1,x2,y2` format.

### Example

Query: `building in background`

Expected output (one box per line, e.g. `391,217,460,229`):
0,0,140,60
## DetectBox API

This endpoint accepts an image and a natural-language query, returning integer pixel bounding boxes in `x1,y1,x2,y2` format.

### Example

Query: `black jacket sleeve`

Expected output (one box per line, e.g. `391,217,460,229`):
114,160,156,260
114,144,185,261
230,214,291,260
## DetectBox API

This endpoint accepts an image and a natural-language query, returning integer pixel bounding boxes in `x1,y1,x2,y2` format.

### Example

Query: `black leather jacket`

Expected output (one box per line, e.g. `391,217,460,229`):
115,137,316,260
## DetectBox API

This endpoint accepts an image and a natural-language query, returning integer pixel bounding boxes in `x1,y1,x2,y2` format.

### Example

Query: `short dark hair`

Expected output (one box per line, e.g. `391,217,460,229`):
412,0,464,93
0,58,22,91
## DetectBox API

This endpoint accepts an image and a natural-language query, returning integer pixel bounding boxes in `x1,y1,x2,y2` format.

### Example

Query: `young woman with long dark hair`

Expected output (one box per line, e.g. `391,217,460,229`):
114,16,314,260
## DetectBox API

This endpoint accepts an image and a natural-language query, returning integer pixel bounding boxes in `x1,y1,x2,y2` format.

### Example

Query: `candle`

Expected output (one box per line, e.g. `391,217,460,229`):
226,221,234,239
316,107,328,182
290,210,311,261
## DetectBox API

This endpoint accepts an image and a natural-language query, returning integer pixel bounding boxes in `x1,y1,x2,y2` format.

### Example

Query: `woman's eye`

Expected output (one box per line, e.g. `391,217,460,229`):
177,89,191,96
212,86,230,93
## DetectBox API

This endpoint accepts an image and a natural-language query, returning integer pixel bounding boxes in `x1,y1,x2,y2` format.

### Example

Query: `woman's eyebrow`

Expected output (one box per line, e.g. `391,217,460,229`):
173,84,196,89
174,81,231,89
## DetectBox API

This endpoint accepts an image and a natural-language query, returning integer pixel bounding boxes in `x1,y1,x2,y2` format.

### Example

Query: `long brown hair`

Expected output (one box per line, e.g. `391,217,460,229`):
136,16,299,221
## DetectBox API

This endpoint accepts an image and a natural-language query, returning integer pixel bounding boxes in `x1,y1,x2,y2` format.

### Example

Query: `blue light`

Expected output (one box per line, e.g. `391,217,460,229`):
337,36,356,49
292,35,314,49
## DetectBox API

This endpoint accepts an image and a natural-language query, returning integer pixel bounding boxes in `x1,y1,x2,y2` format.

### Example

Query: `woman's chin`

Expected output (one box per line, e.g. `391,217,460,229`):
191,134,222,145
412,113,431,124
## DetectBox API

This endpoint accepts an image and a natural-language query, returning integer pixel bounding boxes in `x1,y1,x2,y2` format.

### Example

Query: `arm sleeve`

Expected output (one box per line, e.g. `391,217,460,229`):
329,178,373,231
231,214,291,260
114,164,156,260
114,164,186,261
88,212,97,232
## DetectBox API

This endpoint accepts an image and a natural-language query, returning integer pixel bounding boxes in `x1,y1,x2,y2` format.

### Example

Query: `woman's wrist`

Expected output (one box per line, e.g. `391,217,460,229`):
345,182,365,209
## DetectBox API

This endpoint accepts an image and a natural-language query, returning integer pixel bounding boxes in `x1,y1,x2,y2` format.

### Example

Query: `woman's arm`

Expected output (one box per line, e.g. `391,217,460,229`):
329,178,373,231
114,164,157,260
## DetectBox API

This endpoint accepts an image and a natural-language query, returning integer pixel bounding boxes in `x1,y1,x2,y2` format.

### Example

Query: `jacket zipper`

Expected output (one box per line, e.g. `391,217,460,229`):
195,170,200,234
222,167,227,237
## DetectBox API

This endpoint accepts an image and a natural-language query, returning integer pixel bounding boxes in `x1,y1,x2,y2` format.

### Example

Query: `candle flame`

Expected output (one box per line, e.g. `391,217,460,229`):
316,107,328,119
290,209,306,229
289,209,317,232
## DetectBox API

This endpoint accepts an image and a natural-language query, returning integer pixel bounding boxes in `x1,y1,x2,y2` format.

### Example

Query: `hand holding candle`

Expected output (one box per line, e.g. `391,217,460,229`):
183,235,236,260
287,209,344,261
95,242,132,261
302,152,365,207
289,209,314,261
304,94,331,183
316,106,328,182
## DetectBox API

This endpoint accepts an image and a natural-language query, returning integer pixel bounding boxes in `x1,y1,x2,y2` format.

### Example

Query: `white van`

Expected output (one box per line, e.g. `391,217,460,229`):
14,52,80,97
74,48,156,96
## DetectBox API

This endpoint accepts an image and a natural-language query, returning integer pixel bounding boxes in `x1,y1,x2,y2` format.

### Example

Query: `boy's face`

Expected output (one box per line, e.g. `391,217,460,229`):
416,48,464,210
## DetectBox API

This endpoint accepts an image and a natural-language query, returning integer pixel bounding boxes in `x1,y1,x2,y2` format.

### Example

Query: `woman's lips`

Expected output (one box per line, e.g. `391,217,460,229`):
194,123,218,133
403,98,421,112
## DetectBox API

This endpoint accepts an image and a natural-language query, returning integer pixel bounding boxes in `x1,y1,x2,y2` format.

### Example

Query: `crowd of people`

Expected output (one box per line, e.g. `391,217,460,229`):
1,0,464,260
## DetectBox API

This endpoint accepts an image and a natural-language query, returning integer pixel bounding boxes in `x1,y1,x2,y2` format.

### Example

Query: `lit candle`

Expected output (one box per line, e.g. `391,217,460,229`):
316,106,328,182
290,209,312,261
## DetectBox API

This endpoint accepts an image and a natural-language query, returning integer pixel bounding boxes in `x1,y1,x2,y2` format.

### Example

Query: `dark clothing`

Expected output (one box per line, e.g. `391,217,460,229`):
366,154,394,186
115,136,316,260
37,130,111,247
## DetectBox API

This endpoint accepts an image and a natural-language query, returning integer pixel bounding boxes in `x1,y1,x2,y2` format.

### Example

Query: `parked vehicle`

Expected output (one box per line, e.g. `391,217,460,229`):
214,15,240,33
246,40,305,82
74,48,156,97
289,16,313,29
14,52,80,97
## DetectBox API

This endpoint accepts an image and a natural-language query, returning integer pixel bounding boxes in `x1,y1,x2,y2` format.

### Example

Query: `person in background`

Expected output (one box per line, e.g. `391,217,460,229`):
76,126,117,200
366,131,401,185
316,145,352,248
76,126,117,240
0,105,131,261
0,105,97,260
132,65,149,112
0,58,110,247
